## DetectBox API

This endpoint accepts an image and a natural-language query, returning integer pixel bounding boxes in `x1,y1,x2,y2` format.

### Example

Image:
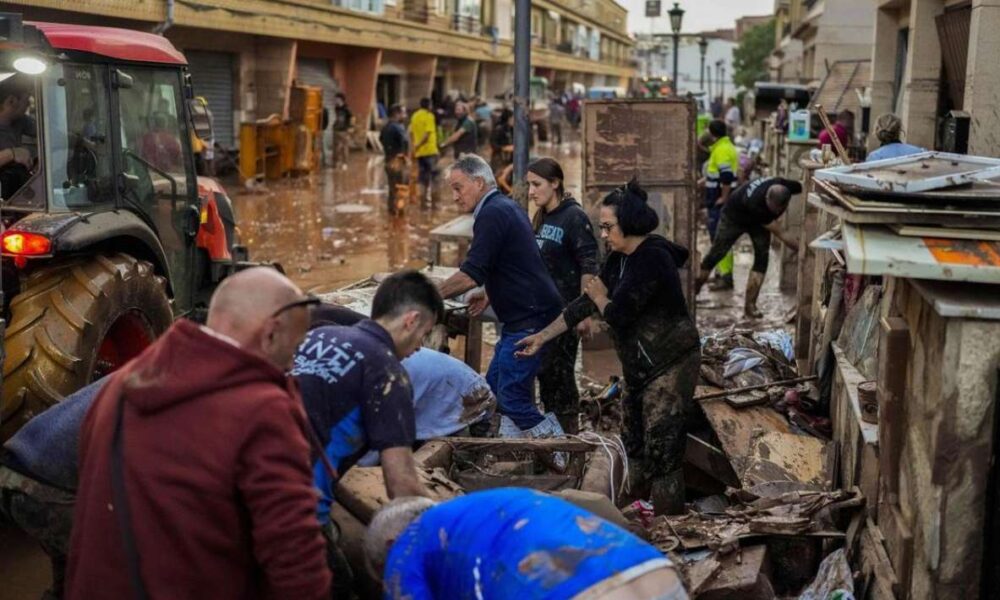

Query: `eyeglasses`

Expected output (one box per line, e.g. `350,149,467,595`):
271,294,321,319
598,222,619,233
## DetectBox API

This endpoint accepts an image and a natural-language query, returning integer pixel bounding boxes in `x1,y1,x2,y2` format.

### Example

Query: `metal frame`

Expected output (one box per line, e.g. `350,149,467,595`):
815,151,1000,193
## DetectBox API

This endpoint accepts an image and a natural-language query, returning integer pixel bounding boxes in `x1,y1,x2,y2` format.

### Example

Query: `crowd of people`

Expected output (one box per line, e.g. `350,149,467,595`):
1,151,699,598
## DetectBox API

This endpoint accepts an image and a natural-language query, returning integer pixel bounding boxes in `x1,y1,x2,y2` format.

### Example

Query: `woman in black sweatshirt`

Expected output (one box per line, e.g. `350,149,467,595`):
517,180,701,515
527,158,600,434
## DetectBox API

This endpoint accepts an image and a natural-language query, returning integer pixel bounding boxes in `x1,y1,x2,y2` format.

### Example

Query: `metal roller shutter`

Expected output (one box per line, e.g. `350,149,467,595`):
185,50,236,148
296,58,341,166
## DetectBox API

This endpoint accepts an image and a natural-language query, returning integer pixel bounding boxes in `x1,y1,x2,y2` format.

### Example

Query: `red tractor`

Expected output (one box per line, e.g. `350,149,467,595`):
0,17,253,440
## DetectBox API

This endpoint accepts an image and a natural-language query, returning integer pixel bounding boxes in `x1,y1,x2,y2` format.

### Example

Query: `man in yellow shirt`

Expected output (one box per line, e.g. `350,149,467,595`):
409,97,439,202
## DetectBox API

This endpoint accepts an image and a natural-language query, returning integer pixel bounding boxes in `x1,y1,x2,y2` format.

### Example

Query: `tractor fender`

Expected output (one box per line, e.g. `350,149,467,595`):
14,211,175,293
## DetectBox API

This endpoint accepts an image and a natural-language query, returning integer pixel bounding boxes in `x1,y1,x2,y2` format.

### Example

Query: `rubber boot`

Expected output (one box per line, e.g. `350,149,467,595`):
708,273,734,291
744,270,766,319
694,268,712,295
650,469,686,516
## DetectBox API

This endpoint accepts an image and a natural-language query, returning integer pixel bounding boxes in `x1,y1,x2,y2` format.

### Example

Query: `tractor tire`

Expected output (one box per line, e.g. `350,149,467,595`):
1,254,172,441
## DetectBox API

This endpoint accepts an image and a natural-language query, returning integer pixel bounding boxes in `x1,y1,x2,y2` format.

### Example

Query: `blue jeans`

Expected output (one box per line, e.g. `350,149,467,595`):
487,328,546,430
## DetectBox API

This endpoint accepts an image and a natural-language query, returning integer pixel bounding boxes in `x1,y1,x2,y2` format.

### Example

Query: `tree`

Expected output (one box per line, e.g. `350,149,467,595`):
732,19,776,91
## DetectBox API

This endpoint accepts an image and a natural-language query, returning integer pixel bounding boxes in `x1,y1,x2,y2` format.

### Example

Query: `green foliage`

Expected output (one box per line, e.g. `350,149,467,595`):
732,19,776,90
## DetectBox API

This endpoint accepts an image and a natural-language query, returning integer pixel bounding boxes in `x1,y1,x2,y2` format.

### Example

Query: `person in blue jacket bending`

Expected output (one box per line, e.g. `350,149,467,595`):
364,488,688,600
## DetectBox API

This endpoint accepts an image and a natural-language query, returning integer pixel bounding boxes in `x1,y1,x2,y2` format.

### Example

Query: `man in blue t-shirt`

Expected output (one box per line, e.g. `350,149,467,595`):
437,154,563,434
366,488,688,600
292,270,445,524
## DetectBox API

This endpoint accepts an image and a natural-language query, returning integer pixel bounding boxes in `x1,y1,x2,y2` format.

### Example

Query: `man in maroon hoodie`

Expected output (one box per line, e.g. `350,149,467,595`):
66,268,331,600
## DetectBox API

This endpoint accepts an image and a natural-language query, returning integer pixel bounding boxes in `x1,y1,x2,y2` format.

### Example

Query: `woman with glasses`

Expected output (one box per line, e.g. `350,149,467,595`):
517,180,700,516
527,158,600,434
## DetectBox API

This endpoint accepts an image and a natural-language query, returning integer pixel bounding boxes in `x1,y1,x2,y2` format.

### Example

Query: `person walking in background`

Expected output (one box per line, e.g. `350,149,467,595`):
439,101,478,158
332,92,353,170
409,97,439,204
724,97,741,135
867,113,925,162
489,107,514,173
67,268,330,600
528,158,599,434
548,97,566,145
518,181,701,516
380,104,409,215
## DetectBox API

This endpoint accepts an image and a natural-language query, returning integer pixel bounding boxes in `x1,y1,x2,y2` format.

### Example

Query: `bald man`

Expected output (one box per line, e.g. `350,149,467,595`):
66,268,331,600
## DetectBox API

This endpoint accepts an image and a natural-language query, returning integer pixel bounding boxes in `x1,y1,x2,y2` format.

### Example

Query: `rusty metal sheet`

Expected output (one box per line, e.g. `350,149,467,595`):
583,98,695,187
582,98,697,309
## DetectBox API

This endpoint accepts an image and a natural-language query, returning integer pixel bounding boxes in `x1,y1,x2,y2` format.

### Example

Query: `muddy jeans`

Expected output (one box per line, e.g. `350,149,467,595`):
622,350,701,487
701,211,772,275
0,465,75,599
538,330,581,433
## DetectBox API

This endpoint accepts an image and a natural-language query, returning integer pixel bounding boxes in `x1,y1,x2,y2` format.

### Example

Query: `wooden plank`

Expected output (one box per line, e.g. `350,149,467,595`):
444,437,595,453
741,431,830,489
698,545,773,600
699,399,793,474
335,467,462,524
454,472,577,492
858,520,898,600
879,501,914,599
413,440,454,470
684,434,741,488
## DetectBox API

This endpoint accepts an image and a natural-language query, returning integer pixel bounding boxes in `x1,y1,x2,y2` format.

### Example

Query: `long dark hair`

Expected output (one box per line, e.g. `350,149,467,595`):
528,158,567,232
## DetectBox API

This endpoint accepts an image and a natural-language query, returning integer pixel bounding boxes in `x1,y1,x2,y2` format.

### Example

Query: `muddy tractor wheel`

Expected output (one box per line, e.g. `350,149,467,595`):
1,254,172,441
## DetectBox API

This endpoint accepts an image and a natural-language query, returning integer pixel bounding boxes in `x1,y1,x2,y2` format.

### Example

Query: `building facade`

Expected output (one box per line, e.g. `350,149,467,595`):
7,0,634,150
869,0,1000,154
770,0,873,85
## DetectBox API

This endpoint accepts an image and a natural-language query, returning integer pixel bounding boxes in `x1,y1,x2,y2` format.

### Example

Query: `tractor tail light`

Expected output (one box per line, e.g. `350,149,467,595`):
2,231,52,256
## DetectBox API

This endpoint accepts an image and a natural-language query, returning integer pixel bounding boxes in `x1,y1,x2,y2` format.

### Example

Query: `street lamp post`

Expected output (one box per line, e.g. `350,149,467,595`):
706,65,712,101
698,36,708,92
668,2,684,96
513,0,530,205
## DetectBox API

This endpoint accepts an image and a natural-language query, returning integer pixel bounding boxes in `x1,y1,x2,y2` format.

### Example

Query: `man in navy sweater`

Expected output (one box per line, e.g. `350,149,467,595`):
437,154,563,433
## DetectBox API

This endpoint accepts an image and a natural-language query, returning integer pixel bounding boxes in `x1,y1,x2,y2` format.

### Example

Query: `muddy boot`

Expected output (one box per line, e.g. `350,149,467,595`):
708,273,734,291
744,270,766,319
694,268,712,295
650,469,686,516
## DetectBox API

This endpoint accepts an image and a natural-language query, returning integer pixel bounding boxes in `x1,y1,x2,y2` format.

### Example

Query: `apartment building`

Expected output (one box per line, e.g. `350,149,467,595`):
769,0,873,85
870,0,1000,155
7,0,634,149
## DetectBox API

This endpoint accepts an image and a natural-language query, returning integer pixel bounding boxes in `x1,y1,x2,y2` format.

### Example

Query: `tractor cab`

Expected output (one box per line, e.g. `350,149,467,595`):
0,17,245,441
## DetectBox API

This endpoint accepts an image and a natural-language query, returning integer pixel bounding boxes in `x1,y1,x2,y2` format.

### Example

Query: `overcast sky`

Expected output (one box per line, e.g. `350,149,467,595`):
619,0,774,35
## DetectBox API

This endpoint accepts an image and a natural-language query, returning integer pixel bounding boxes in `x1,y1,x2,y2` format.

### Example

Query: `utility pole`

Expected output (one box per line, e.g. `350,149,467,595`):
512,0,530,207
720,64,726,101
706,65,712,101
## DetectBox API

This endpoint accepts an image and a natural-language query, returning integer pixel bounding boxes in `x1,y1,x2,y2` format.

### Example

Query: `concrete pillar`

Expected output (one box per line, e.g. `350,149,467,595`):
255,38,297,119
479,62,513,99
869,6,900,150
334,48,382,137
901,0,944,149
447,59,480,98
404,55,438,111
965,0,1000,155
